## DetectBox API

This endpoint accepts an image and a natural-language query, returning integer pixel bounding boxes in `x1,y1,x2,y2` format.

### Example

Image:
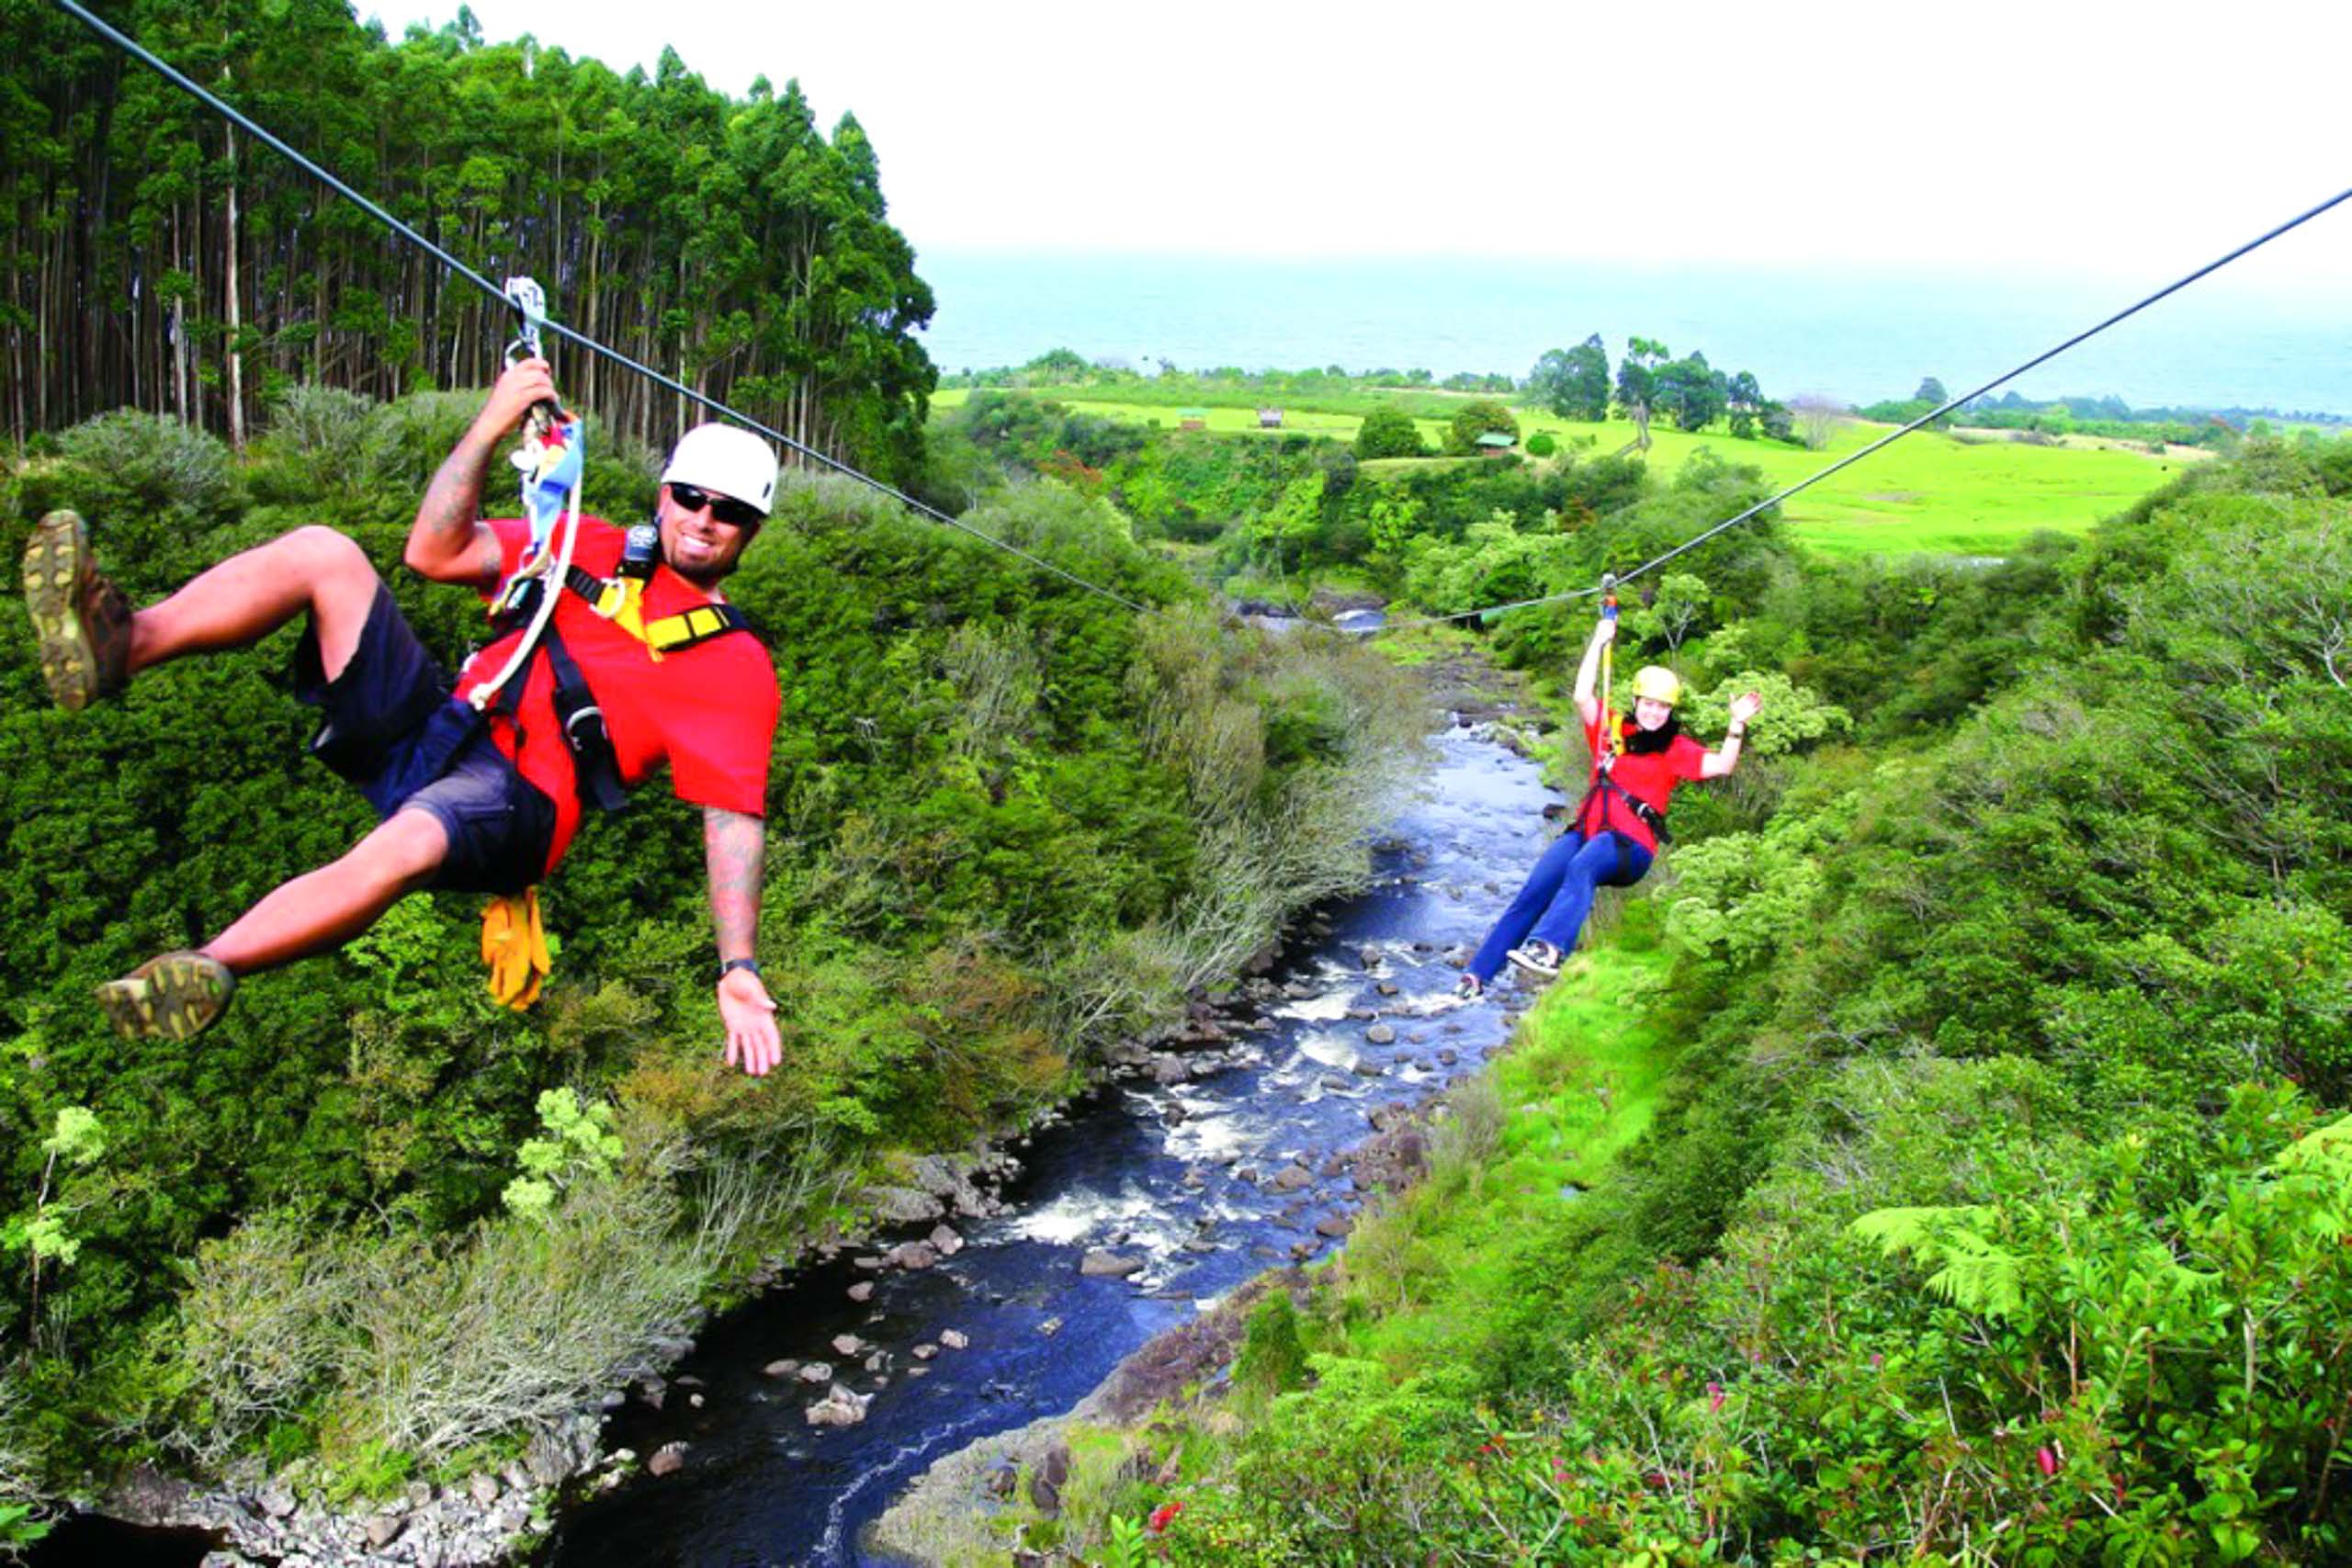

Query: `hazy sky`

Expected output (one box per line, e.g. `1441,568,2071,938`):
372,0,2350,293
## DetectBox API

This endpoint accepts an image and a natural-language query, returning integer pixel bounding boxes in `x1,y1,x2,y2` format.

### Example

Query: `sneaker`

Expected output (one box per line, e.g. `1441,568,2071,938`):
1506,940,1562,980
1454,972,1484,1000
96,951,235,1041
23,511,133,712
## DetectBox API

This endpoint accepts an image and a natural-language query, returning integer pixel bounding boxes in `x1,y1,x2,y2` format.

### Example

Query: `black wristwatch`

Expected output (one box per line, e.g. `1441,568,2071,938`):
718,957,763,982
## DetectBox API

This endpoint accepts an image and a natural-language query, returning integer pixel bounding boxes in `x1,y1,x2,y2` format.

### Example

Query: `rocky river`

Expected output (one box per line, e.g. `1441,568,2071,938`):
534,715,1554,1567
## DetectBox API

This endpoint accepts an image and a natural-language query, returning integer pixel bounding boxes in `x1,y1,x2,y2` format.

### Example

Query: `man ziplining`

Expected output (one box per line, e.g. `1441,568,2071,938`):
21,357,786,1075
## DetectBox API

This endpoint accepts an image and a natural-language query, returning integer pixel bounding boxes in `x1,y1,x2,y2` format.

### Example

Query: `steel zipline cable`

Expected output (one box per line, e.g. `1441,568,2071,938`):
1375,182,2352,637
51,0,1150,615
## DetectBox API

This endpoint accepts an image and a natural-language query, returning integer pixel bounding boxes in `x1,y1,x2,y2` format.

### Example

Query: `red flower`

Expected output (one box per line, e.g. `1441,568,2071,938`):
2036,1446,2059,1478
1148,1501,1183,1534
1706,1382,1725,1414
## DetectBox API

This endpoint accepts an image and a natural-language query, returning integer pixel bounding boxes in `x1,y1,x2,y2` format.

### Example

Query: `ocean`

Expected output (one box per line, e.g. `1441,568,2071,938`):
911,252,2352,417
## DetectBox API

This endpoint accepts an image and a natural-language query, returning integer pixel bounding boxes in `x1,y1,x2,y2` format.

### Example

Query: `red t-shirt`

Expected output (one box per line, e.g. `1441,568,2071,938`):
1576,713,1707,854
453,516,781,876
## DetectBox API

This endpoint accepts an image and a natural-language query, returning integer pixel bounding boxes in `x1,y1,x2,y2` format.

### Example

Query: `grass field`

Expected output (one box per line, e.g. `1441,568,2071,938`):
1334,945,1677,1371
934,386,2198,558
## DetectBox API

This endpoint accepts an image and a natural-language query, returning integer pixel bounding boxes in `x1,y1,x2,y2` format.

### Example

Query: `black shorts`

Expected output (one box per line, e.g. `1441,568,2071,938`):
293,585,555,895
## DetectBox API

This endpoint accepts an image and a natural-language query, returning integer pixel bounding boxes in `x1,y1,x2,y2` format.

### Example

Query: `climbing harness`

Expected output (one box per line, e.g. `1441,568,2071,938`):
1559,574,1668,880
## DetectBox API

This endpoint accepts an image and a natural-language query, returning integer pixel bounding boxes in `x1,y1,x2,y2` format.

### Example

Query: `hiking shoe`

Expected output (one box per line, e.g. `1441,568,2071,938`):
1455,972,1484,1000
96,951,235,1041
1506,940,1562,981
23,510,133,711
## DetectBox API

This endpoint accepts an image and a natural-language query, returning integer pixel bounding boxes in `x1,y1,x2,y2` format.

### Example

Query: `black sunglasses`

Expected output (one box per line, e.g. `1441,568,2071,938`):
666,482,763,527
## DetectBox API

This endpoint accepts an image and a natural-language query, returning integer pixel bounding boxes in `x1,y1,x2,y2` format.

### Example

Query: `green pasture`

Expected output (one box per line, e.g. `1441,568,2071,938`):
1334,945,1675,1371
1505,412,2199,557
936,386,2197,558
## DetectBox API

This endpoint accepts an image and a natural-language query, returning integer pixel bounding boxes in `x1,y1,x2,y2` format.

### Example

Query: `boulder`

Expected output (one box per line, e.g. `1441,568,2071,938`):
1365,1024,1396,1044
763,1359,800,1380
831,1334,866,1358
648,1443,688,1478
863,1185,946,1224
930,1224,964,1256
939,1329,970,1350
805,1389,871,1428
798,1362,835,1385
1080,1250,1145,1279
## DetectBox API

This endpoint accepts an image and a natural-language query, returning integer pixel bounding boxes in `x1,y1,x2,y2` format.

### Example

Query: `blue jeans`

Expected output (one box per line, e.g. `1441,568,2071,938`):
1467,830,1653,984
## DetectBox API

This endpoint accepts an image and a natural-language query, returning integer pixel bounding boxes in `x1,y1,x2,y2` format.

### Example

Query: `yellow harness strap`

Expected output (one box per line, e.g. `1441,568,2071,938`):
584,581,736,662
644,604,736,651
481,887,552,1010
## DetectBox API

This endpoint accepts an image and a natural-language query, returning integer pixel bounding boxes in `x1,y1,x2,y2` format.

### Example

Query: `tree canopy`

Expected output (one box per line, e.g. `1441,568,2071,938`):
3,0,937,479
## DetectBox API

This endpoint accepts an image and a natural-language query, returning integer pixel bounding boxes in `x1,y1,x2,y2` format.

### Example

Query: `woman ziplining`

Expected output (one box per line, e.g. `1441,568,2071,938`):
1458,602,1759,997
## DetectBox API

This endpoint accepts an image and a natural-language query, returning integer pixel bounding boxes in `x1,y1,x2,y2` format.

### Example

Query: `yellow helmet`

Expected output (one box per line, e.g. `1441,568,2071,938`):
1630,665,1682,706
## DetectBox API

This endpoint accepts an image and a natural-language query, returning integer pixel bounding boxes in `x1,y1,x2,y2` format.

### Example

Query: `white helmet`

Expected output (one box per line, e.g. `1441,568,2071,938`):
661,424,779,516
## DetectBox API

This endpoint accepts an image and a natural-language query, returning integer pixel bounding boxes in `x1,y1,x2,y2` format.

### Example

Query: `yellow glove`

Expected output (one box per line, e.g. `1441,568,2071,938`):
481,888,552,1010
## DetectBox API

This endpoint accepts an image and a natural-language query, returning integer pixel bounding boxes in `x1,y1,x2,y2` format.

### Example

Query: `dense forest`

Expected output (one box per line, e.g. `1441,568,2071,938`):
3,0,936,478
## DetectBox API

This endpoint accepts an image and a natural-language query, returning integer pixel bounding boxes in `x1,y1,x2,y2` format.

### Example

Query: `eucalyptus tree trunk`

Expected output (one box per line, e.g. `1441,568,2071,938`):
223,121,245,450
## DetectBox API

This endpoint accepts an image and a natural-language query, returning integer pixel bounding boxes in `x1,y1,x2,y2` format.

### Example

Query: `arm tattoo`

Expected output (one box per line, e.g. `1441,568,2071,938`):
412,436,496,584
704,807,765,963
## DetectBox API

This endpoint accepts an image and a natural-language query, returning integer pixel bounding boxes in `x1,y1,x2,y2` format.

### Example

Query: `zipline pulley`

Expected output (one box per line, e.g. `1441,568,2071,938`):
473,276,586,710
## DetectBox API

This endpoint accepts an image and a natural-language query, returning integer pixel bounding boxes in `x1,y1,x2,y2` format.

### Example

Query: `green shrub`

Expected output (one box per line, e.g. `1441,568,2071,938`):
1352,406,1424,459
1523,431,1557,457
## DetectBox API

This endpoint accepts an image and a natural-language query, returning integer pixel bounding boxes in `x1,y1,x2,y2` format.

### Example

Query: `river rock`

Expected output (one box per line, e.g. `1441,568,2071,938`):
648,1443,688,1478
863,1185,946,1224
832,1334,866,1358
1080,1250,1145,1279
806,1388,871,1428
1039,1316,1063,1337
1316,1213,1355,1238
930,1224,964,1256
1352,1059,1386,1077
940,1329,969,1350
1375,981,1399,996
1273,1162,1317,1190
1149,1055,1189,1085
848,1280,874,1303
888,1241,940,1270
763,1358,800,1379
912,1343,938,1360
799,1361,834,1385
367,1513,407,1550
1365,1023,1396,1044
255,1483,298,1520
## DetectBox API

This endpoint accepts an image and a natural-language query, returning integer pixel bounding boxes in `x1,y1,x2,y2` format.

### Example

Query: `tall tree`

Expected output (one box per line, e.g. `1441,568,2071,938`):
1652,351,1729,434
1614,336,1670,451
1527,333,1609,421
0,1,936,478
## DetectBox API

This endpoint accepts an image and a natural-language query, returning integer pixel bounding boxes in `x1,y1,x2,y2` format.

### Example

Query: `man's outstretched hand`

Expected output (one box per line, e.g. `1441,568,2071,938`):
718,966,781,1077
